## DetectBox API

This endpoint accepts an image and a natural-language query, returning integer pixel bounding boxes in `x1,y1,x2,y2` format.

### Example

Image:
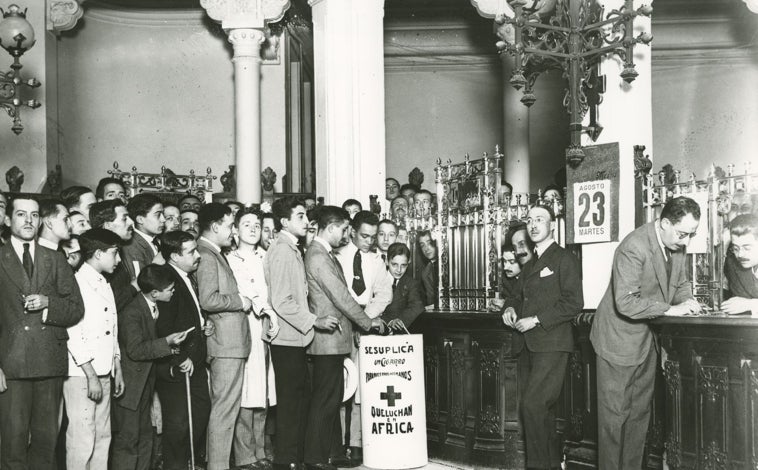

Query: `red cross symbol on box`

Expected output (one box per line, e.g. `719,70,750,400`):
380,386,402,407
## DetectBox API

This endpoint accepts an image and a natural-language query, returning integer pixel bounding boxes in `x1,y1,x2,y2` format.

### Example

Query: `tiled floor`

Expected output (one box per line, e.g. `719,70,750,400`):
347,459,500,470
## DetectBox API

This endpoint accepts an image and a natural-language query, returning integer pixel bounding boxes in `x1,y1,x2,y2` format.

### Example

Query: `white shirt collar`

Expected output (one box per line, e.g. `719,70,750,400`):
169,262,190,279
37,237,59,251
278,230,299,246
142,294,158,318
10,235,35,262
535,239,554,258
654,220,669,261
135,229,158,253
199,236,222,253
78,261,107,284
314,236,333,253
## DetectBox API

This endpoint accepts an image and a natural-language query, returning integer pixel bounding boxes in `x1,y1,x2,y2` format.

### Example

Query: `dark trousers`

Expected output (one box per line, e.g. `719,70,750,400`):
270,345,311,465
518,349,569,469
596,343,657,470
304,355,344,465
156,366,211,470
0,377,63,470
112,376,155,470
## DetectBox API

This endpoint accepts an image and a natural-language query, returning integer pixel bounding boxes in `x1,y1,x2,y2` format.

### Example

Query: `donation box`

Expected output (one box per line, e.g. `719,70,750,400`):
359,334,427,469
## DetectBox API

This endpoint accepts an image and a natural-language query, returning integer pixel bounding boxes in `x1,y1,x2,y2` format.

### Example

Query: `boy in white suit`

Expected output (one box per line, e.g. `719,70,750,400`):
64,228,126,469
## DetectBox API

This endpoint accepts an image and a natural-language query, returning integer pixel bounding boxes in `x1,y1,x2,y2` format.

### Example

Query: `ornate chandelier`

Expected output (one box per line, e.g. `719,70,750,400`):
0,4,40,135
495,0,652,166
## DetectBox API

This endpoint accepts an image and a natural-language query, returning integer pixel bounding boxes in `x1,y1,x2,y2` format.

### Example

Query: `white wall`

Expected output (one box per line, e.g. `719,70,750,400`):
54,4,287,193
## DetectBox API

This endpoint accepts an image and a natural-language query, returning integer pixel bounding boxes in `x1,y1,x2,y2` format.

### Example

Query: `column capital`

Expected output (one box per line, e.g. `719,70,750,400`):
47,0,85,33
469,0,513,19
200,0,291,30
227,28,266,59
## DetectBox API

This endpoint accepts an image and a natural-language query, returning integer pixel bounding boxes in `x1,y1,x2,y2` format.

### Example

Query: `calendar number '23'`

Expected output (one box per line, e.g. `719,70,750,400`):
578,191,606,227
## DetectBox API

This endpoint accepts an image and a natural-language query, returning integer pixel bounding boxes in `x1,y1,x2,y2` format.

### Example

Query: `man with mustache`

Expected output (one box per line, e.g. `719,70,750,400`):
508,223,534,267
591,196,702,470
180,209,200,240
501,205,583,470
722,214,758,315
0,196,84,470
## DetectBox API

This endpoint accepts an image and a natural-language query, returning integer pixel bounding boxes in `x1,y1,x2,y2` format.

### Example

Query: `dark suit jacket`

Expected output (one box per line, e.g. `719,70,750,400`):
155,265,206,382
116,294,173,411
121,233,156,281
196,238,250,359
0,241,84,379
421,260,438,307
591,222,692,366
108,260,139,313
304,241,372,355
383,273,424,327
508,242,583,353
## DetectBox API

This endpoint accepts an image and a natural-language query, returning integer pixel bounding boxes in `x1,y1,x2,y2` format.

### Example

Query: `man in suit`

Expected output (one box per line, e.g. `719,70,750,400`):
0,196,84,470
304,206,384,470
722,214,758,314
383,242,425,331
265,197,319,470
96,176,127,203
502,205,583,470
417,230,438,306
334,211,393,465
591,196,701,470
181,209,200,240
90,199,139,311
156,230,212,470
122,193,166,279
113,264,190,470
196,202,253,470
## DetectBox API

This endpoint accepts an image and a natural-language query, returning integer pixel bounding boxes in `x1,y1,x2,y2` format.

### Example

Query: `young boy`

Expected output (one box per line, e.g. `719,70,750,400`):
64,228,126,470
112,264,190,470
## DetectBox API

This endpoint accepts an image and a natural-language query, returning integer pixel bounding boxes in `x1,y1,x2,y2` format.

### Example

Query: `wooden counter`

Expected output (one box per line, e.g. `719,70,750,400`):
411,311,758,470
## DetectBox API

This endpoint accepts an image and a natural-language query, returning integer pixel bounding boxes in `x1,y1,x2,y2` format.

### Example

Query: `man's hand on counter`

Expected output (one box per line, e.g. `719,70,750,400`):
722,297,758,316
665,299,701,316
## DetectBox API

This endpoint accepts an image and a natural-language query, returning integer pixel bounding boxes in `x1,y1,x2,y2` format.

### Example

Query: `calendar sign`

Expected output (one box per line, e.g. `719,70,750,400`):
573,179,611,243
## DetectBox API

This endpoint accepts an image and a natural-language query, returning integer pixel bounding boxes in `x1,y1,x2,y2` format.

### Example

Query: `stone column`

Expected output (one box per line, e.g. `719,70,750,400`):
200,0,289,205
580,0,653,307
309,0,386,206
228,29,265,204
470,0,530,194
501,55,530,194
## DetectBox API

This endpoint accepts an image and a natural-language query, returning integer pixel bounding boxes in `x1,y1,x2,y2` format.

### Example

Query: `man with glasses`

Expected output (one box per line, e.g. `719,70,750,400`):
591,196,702,470
722,214,758,315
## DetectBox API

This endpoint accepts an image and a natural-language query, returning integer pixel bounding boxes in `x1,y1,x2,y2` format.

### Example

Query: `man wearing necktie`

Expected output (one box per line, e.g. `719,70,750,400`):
122,194,167,282
334,211,393,466
502,205,583,470
156,231,212,470
0,196,84,470
591,197,702,470
304,206,383,470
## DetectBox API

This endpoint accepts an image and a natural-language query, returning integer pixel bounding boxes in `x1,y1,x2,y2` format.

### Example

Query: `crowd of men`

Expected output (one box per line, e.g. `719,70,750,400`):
0,174,756,470
0,178,434,470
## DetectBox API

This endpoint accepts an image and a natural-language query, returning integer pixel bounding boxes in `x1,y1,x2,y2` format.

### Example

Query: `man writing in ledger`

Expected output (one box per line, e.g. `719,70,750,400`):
591,196,702,469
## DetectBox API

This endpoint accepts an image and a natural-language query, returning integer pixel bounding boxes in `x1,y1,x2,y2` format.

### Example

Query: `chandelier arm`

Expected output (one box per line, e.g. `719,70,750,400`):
581,13,636,32
522,21,572,34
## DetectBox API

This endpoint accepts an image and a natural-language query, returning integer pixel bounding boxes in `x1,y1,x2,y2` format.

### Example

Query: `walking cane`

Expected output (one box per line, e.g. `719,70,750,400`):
185,371,195,470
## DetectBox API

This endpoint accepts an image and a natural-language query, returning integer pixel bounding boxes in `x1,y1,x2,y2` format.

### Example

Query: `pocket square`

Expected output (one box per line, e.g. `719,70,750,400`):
539,267,554,277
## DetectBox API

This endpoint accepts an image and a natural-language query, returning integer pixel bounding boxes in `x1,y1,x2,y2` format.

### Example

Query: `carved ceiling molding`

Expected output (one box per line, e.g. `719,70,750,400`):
200,0,291,30
47,0,85,33
83,3,207,27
